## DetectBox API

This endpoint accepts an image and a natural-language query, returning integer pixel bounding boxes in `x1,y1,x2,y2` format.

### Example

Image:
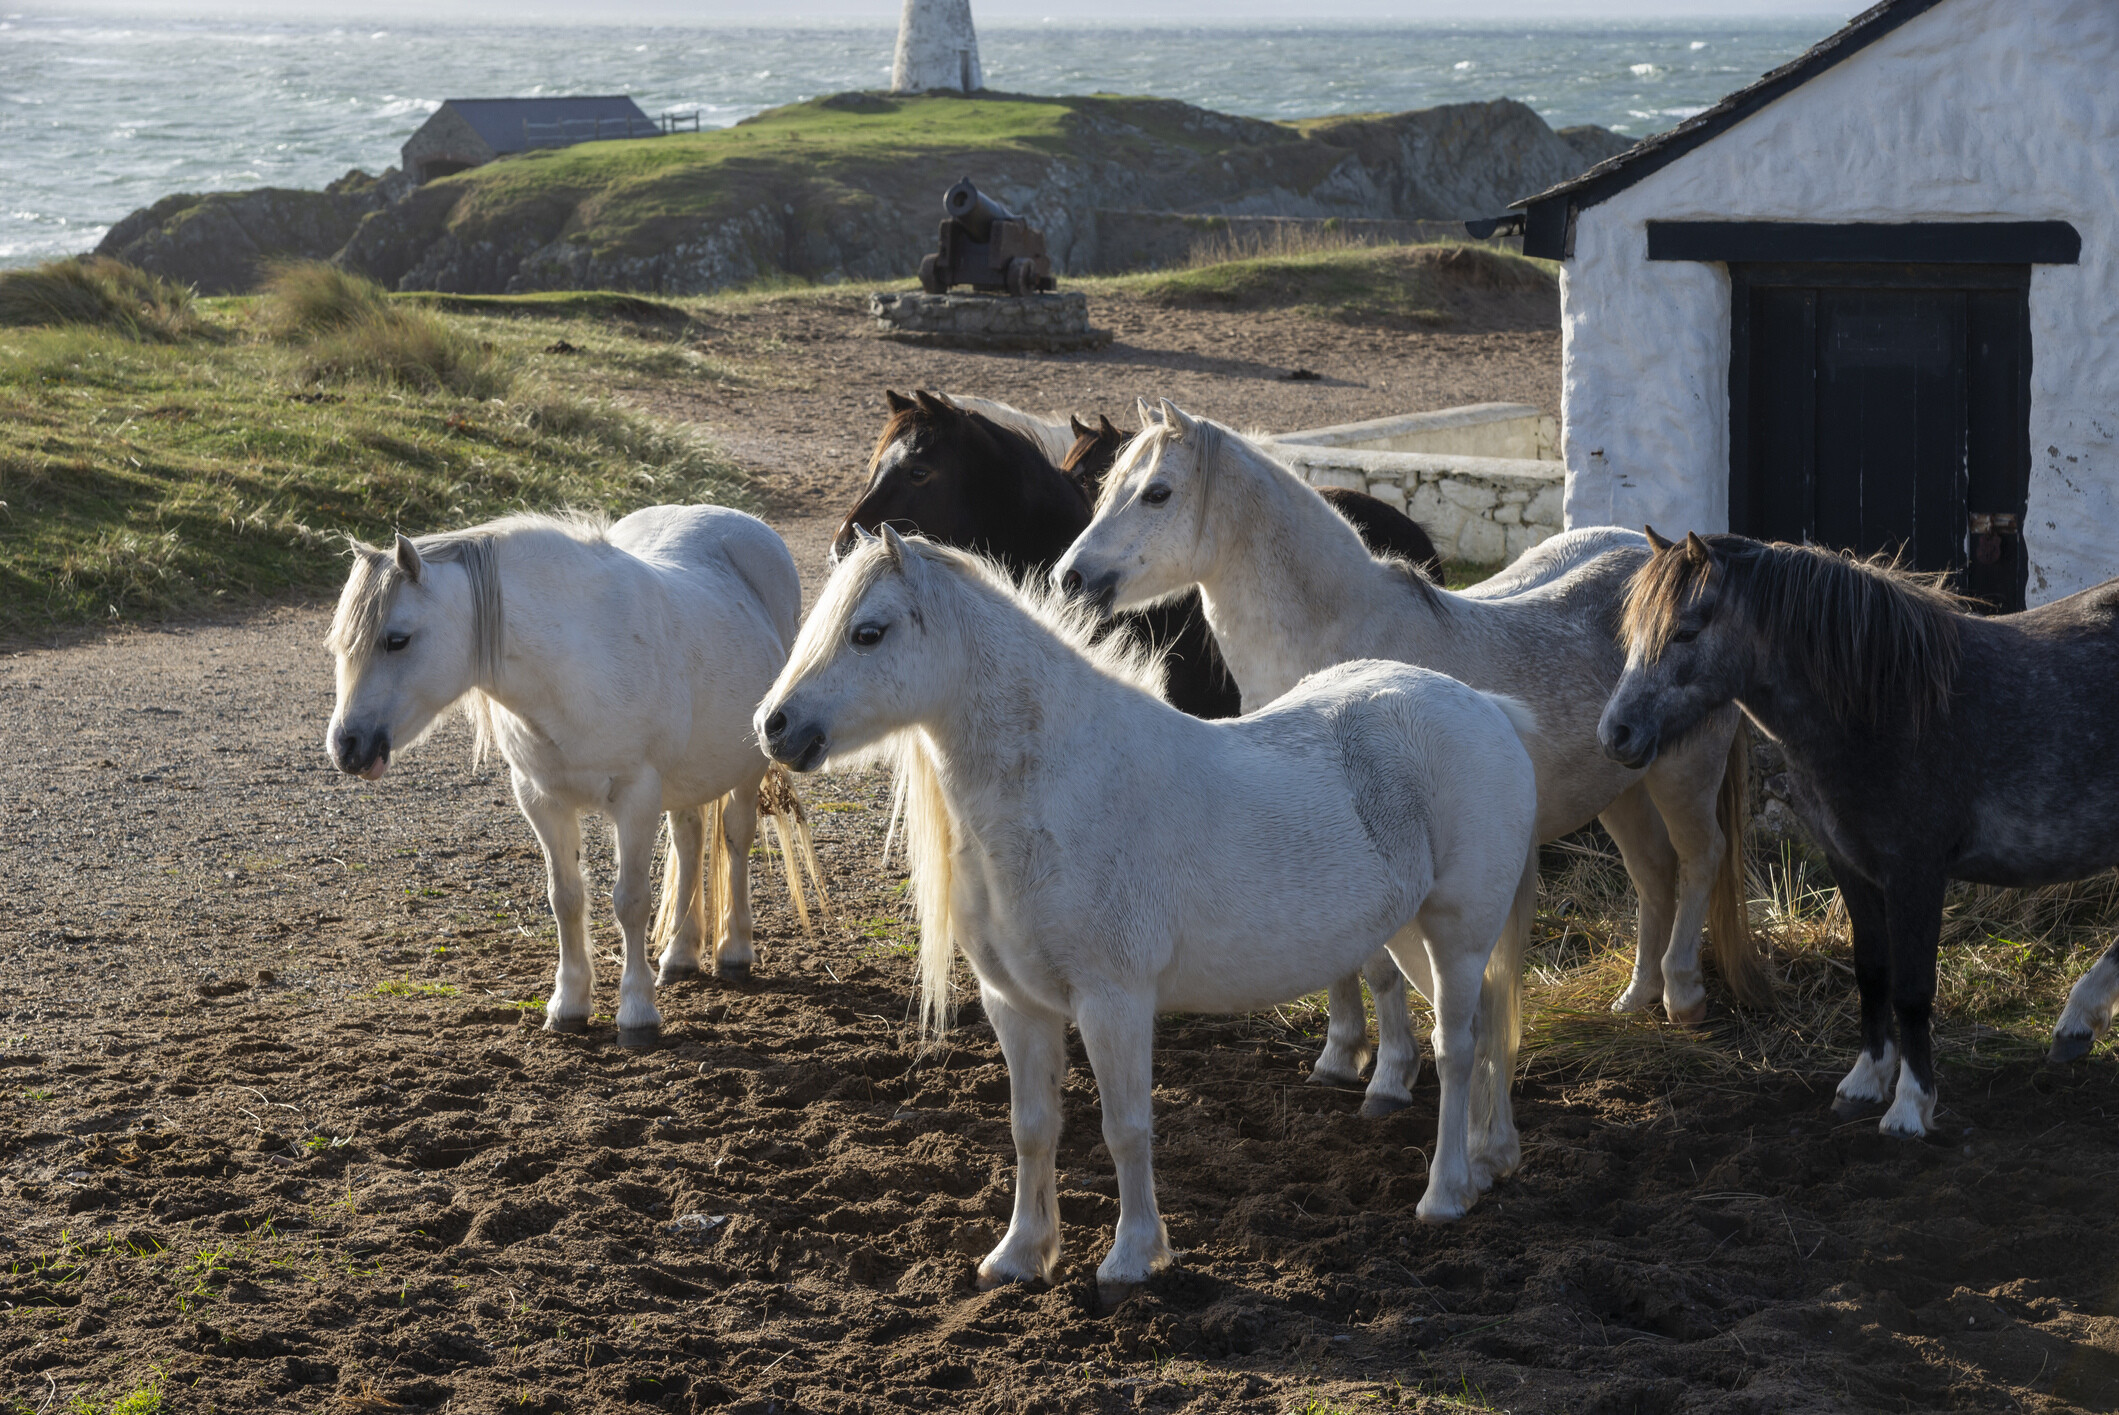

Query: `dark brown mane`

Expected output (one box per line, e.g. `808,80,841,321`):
1624,535,1967,726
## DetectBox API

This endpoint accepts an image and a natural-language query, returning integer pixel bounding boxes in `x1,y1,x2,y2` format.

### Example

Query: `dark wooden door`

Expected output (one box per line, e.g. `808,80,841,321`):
1729,263,2031,610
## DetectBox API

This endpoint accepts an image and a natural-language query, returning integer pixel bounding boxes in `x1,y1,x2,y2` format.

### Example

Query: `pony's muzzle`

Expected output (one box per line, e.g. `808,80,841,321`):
759,709,828,773
332,725,391,781
1058,566,1118,619
1598,715,1657,770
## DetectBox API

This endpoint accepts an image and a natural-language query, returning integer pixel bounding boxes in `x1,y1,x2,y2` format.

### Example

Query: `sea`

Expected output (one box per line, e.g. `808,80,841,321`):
0,12,1849,268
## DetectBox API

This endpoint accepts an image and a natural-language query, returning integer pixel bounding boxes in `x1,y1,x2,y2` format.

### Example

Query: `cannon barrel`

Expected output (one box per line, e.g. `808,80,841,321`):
944,178,1016,242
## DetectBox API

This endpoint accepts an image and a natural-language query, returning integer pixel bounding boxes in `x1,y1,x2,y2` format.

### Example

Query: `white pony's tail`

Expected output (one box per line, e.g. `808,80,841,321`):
649,797,726,960
1481,691,1538,746
1471,851,1538,1171
888,733,959,1043
756,763,829,936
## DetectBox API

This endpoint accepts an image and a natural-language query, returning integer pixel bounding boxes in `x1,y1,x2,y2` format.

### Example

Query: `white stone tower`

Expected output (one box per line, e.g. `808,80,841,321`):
891,0,983,94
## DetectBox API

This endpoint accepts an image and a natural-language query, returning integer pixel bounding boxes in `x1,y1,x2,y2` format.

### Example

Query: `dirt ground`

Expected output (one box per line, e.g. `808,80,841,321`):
8,292,2119,1415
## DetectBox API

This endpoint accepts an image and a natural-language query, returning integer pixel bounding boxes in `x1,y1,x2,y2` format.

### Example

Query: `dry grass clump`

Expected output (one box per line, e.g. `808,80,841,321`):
260,260,509,398
1518,831,2118,1087
0,256,198,341
255,260,391,337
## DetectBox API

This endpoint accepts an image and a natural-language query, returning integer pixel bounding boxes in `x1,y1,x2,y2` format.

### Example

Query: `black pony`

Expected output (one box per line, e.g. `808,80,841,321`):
1600,530,2119,1139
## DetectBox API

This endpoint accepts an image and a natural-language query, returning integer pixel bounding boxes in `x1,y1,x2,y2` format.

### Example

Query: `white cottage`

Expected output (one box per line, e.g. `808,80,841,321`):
1507,0,2116,609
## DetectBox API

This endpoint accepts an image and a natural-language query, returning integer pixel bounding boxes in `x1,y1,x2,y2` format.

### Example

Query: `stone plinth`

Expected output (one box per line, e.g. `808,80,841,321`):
869,290,1111,352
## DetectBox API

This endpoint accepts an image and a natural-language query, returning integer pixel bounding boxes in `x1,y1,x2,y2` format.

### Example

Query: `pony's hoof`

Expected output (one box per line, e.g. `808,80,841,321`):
1306,1066,1364,1089
1096,1278,1146,1310
656,962,703,986
2050,1030,2096,1064
1664,999,1708,1028
715,960,754,984
616,1026,662,1051
1415,1194,1472,1225
544,1015,589,1035
1358,1093,1414,1120
1830,1091,1883,1119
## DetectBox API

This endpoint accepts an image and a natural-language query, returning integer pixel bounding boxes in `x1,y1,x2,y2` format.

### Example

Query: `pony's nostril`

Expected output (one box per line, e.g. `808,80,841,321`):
764,710,788,739
1061,569,1083,594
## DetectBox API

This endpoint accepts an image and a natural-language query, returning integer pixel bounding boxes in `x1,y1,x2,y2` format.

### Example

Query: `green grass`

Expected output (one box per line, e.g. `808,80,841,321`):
374,979,460,999
1078,241,1555,325
0,288,752,643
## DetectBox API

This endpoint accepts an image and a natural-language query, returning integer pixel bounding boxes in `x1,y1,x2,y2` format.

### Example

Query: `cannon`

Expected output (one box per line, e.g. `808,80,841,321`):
918,178,1056,296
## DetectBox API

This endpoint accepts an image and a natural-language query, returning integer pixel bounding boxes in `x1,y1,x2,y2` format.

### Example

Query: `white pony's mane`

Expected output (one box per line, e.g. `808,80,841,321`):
326,510,610,765
817,534,1166,1040
946,394,1077,466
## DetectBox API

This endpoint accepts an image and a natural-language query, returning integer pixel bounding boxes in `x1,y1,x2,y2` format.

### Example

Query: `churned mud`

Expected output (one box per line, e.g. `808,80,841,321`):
7,294,2119,1413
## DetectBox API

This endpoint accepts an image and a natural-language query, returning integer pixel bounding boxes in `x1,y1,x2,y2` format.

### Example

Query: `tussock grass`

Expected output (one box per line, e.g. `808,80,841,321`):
1519,830,2119,1086
0,256,198,342
258,262,509,398
256,261,390,337
0,299,751,643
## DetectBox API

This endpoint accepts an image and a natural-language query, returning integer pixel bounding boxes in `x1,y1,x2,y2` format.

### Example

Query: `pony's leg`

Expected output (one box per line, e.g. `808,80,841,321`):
655,806,709,983
714,784,760,981
1831,866,1899,1114
608,782,667,1042
976,987,1069,1288
1359,945,1425,1119
1598,786,1683,1019
1641,758,1727,1027
2052,939,2119,1062
1075,991,1172,1298
1392,912,1490,1223
1879,871,1946,1140
514,775,592,1033
1308,971,1373,1088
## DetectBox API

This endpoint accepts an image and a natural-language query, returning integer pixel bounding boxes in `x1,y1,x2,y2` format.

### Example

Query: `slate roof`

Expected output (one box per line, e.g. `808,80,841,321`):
442,96,656,155
1512,0,1951,257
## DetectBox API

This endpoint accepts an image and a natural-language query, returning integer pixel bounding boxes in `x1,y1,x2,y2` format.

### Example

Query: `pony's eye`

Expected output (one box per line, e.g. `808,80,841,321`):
1672,627,1700,645
1142,484,1172,506
384,633,411,653
850,623,888,649
904,465,932,484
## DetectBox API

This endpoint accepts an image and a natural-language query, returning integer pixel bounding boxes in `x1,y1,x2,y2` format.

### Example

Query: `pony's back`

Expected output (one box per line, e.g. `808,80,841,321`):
609,504,801,646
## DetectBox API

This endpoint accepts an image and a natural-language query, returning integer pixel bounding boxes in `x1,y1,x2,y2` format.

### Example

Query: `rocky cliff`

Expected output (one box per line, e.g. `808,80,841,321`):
97,92,1630,297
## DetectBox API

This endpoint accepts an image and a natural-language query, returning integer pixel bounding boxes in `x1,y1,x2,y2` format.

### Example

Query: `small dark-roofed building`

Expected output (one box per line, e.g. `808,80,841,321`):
1501,0,2115,611
402,96,659,184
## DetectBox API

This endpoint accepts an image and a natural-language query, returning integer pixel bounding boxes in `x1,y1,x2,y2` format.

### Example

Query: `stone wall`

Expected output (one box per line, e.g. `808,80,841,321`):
868,290,1110,351
1273,402,1560,461
1270,443,1564,565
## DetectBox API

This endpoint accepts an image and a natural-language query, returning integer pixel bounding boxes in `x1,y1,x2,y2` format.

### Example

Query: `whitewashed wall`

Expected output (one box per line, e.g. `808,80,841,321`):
1560,0,2119,603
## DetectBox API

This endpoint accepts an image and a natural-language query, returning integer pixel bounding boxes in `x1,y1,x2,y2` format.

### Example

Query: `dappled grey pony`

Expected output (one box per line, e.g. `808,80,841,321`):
1056,402,1766,1061
1602,530,2119,1138
324,507,820,1044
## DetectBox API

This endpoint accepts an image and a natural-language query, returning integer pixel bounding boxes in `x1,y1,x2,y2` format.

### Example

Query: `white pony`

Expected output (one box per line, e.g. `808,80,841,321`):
756,528,1540,1297
1055,401,1766,1028
325,507,820,1044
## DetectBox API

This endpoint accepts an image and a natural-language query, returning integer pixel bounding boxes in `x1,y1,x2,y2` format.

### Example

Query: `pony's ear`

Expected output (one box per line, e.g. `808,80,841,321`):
1157,398,1197,435
1069,414,1094,438
1099,415,1121,438
1136,396,1159,428
851,522,880,545
884,389,914,413
913,390,954,417
1682,531,1713,565
1644,525,1674,553
394,532,424,585
878,522,911,566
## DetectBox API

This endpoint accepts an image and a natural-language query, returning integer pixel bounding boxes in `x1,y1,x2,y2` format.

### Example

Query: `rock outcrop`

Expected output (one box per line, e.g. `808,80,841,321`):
95,169,413,295
98,93,1631,297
